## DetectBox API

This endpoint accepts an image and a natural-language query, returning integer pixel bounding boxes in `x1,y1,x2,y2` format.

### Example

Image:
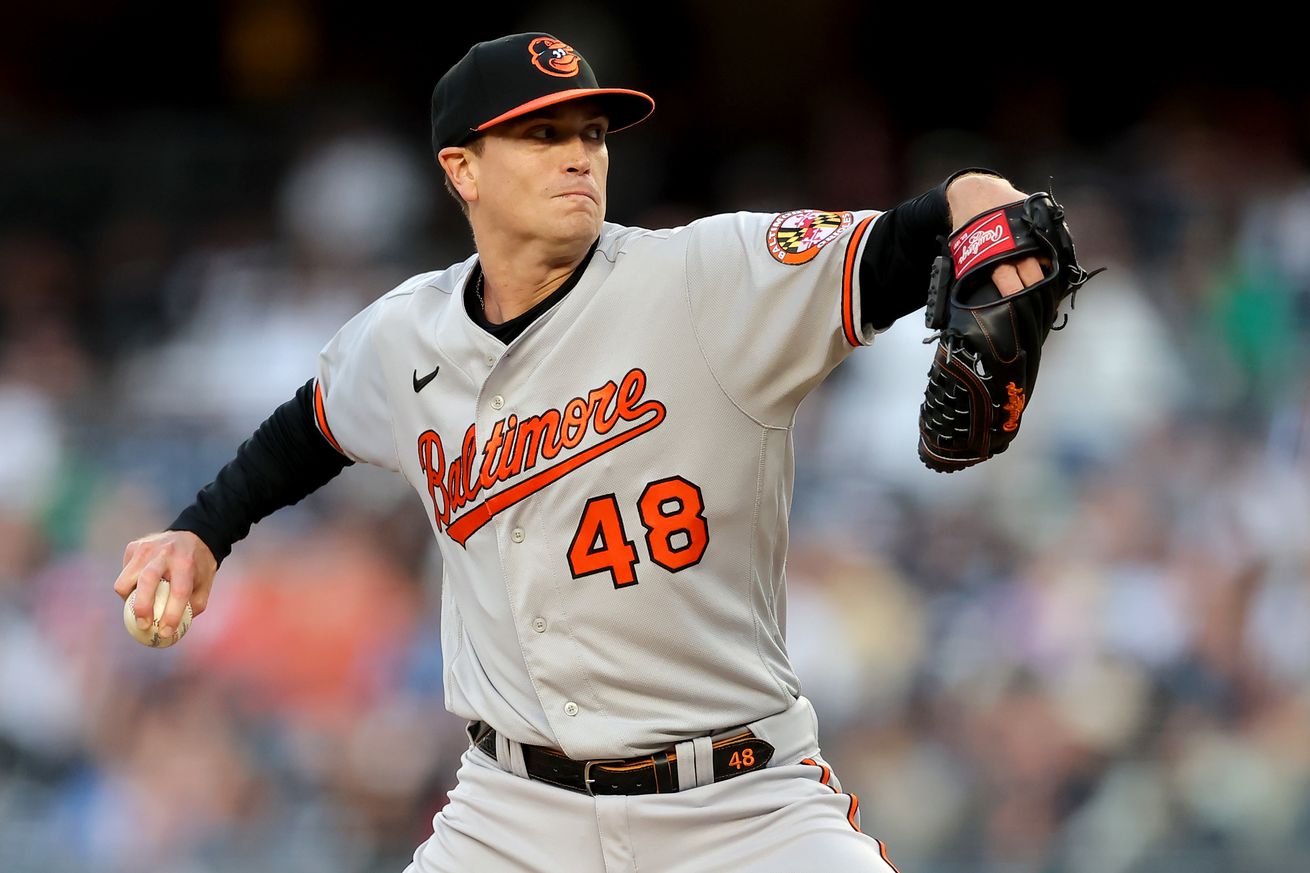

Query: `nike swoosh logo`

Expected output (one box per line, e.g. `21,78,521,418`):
413,365,440,393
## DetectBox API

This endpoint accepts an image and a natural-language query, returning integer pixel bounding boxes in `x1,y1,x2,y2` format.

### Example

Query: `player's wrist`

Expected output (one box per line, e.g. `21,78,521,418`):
941,166,1006,194
945,175,1026,233
167,513,231,568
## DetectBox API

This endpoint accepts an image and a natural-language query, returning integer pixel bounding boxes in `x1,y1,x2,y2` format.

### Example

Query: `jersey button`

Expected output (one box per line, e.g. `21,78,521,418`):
532,617,547,633
485,354,497,366
563,701,579,717
511,528,525,543
491,395,505,410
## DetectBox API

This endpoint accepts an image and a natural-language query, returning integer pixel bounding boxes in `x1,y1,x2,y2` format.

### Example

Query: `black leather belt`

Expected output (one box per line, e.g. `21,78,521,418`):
468,721,775,795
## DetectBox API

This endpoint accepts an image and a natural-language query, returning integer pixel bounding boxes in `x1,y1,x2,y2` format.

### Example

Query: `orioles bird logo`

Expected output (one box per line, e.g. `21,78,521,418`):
529,37,582,77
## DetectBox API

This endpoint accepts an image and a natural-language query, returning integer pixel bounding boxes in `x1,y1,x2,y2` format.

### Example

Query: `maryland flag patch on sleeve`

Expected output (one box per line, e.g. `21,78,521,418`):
766,209,854,265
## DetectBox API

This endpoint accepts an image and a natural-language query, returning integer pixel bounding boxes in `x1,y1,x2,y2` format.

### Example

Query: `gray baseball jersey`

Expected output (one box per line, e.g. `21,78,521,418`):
314,208,881,760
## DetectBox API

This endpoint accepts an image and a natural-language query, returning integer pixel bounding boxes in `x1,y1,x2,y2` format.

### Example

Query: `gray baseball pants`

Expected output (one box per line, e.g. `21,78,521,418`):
403,695,901,872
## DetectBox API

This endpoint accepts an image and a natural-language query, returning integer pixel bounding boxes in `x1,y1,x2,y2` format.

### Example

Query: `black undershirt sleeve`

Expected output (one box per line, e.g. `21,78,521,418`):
168,378,353,566
858,166,1005,331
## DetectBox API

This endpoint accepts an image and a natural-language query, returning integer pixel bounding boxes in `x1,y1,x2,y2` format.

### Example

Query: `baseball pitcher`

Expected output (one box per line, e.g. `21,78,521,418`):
114,31,1098,872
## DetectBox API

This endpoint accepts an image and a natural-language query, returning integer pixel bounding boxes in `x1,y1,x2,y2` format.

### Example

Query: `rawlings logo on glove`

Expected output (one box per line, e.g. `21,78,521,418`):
917,189,1105,472
952,212,1017,270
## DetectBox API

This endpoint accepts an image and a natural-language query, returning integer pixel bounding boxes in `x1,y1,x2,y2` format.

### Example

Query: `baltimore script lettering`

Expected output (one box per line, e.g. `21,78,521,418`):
416,367,666,546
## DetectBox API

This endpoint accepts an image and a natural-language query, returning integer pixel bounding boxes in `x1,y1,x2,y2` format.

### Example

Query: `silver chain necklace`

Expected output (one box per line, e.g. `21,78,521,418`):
475,272,485,309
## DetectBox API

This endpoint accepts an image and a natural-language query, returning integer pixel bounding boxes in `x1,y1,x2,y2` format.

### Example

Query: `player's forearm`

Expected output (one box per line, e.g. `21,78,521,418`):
168,378,353,566
858,166,1005,330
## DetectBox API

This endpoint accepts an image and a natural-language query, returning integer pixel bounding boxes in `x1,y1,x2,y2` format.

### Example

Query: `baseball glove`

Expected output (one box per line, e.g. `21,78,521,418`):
917,189,1105,472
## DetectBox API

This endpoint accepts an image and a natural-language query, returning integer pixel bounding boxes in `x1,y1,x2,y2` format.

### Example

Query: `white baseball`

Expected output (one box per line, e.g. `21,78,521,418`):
122,580,193,648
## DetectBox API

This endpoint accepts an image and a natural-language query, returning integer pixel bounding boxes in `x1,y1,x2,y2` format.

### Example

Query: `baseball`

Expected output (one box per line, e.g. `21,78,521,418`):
122,580,192,648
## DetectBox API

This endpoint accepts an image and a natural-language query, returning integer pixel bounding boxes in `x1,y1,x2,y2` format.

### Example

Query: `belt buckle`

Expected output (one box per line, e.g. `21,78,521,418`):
582,758,629,796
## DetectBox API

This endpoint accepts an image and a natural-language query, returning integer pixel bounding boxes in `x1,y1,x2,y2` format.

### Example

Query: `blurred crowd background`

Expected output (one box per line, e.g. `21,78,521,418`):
3,4,1309,872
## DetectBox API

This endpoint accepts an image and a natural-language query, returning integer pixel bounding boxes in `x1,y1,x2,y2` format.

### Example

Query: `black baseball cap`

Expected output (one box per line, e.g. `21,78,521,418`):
431,33,655,154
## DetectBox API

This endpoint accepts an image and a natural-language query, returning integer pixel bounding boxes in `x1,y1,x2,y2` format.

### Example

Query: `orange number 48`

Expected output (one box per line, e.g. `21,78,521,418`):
567,476,708,588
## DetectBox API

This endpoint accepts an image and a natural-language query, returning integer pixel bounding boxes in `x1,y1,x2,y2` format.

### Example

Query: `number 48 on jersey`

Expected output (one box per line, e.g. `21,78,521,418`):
566,475,709,588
